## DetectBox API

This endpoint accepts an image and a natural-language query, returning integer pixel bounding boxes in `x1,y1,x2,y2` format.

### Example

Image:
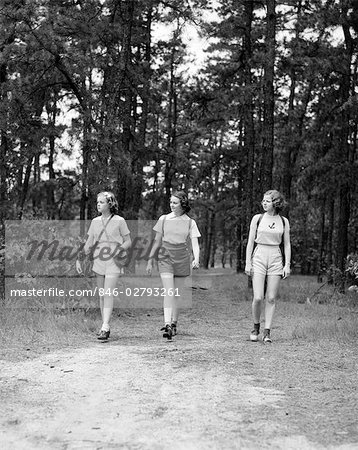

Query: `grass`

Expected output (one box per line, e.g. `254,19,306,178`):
1,272,358,447
290,306,358,342
0,303,99,359
276,275,358,342
207,271,358,343
1,273,358,359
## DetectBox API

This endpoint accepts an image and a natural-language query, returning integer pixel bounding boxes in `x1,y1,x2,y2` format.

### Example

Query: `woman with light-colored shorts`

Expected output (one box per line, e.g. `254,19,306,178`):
77,191,131,341
245,190,291,343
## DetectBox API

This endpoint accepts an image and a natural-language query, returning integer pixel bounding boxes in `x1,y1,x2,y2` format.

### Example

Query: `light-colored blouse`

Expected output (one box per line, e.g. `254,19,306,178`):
153,212,201,244
85,215,130,250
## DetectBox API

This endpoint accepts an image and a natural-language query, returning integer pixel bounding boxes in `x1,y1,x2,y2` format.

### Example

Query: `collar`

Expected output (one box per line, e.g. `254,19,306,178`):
167,212,187,220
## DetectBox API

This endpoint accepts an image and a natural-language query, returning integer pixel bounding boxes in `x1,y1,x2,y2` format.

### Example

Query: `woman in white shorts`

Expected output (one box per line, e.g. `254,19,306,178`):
77,191,131,341
146,191,201,340
245,190,291,343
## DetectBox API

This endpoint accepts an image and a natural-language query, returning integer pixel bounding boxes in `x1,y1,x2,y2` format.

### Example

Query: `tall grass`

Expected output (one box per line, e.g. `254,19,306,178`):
291,312,358,342
0,300,99,355
278,276,358,342
228,273,358,343
280,275,358,306
1,273,357,356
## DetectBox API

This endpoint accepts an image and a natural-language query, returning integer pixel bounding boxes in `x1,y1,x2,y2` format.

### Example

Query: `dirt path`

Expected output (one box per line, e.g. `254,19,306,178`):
1,273,357,449
0,344,287,449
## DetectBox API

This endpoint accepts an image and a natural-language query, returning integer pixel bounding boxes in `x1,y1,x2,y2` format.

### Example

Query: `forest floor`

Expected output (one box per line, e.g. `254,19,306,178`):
1,270,358,449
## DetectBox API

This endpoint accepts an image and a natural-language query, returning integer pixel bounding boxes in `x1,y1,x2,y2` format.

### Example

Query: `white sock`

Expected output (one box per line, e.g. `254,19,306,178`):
171,308,179,323
164,308,172,325
101,323,110,332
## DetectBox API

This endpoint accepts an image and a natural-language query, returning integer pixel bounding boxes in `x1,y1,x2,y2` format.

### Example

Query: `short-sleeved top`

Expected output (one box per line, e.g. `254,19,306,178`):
153,213,201,244
254,213,289,246
85,215,130,249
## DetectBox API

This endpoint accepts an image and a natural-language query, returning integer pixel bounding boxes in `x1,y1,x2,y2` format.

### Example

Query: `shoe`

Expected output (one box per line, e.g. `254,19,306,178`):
171,323,177,336
161,325,173,340
250,329,259,342
263,332,272,343
96,330,110,337
97,330,110,341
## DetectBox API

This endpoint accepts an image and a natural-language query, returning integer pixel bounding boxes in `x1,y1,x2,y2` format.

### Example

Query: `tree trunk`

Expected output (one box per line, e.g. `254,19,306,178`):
210,211,217,268
317,199,326,282
0,65,7,301
0,133,8,217
336,185,350,272
326,198,334,283
281,0,301,209
336,3,353,276
131,4,153,219
238,0,255,273
222,225,227,268
18,155,34,219
164,32,179,210
80,109,91,227
260,0,276,192
202,208,211,269
46,89,58,219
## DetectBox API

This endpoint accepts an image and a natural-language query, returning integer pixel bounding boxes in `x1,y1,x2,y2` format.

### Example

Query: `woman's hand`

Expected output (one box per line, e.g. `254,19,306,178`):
282,265,291,279
192,259,200,269
146,259,153,276
76,259,83,275
244,264,252,276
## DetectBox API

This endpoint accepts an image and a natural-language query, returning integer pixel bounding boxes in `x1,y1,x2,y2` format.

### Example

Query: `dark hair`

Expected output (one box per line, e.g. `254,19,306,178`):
172,191,191,214
97,191,119,214
264,190,286,213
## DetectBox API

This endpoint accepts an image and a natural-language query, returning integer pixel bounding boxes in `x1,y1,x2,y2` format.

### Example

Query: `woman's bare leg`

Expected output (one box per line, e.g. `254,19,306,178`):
251,273,266,323
96,274,105,320
264,275,281,330
172,277,186,323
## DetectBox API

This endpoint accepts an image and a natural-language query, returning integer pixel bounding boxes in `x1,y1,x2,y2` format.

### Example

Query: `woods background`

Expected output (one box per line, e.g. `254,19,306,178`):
0,0,357,285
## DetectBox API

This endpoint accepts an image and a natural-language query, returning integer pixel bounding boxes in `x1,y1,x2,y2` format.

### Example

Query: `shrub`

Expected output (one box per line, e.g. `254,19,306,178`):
345,253,358,286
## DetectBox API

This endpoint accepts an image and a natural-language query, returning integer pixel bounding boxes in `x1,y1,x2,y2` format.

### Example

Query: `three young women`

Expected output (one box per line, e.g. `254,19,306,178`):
77,188,289,344
146,191,201,340
245,190,291,343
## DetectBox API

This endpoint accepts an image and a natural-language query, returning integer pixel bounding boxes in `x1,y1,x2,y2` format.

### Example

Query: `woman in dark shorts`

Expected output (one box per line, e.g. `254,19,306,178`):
146,191,201,340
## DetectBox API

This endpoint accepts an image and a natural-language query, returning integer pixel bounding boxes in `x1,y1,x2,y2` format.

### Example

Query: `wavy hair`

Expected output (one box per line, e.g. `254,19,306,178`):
172,191,191,214
264,190,286,213
97,191,119,214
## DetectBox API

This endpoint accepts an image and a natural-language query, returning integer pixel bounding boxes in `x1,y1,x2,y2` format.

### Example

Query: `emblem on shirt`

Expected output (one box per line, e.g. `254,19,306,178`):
268,223,275,229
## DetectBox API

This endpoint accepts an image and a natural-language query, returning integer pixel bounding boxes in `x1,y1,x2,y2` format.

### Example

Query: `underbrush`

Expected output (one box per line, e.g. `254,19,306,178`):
291,311,358,342
1,273,357,355
229,273,358,343
278,276,358,342
280,275,358,307
0,303,99,353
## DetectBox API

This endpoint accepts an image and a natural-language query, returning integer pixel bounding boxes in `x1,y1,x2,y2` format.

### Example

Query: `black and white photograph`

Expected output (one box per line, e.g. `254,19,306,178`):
0,0,357,448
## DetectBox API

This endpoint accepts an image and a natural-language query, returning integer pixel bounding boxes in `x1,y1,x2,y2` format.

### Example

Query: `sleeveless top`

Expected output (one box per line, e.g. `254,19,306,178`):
254,213,287,246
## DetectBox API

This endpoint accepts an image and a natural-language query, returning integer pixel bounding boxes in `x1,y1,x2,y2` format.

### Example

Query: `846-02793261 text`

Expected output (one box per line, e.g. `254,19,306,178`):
9,287,181,298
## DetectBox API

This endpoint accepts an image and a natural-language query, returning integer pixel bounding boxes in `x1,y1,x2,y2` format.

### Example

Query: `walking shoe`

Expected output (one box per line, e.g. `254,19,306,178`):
262,332,272,343
96,330,110,337
171,323,177,336
161,324,173,340
97,330,110,341
250,329,260,342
